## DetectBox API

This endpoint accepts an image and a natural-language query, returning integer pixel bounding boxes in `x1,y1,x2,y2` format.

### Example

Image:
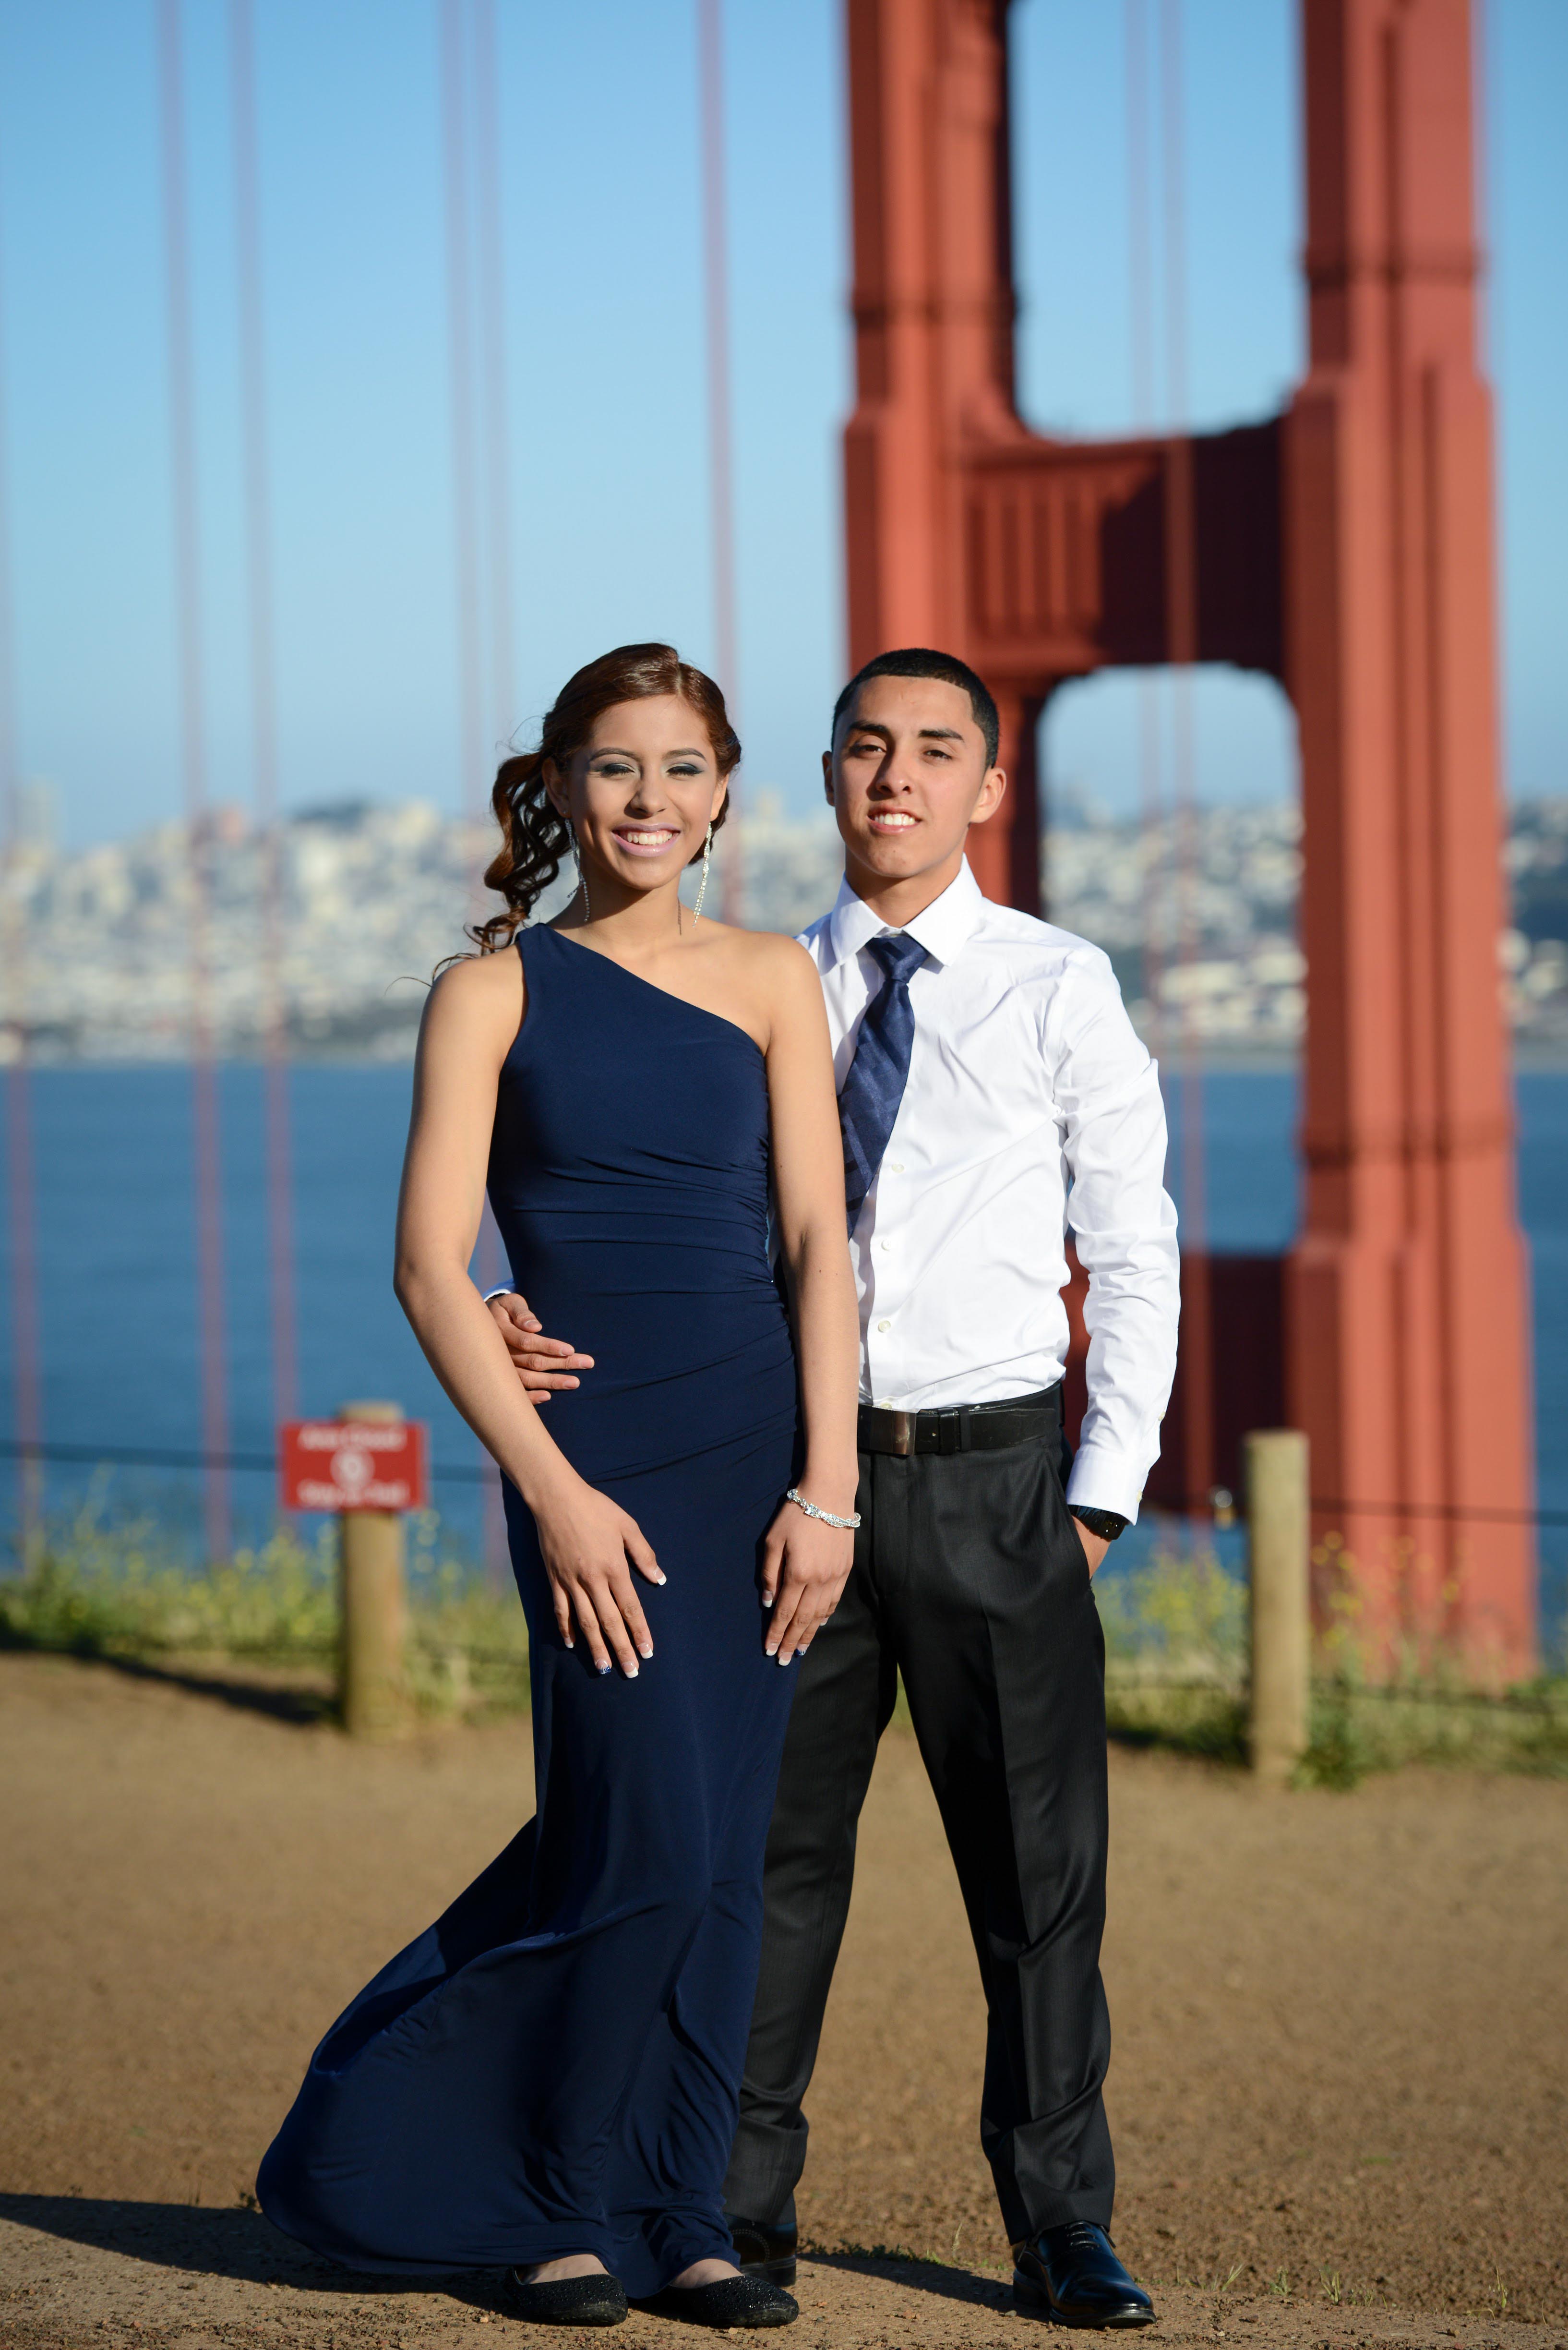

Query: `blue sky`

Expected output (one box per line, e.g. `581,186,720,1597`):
0,0,1562,848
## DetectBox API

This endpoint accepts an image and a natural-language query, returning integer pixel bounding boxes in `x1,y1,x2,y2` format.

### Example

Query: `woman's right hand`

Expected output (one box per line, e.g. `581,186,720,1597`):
530,1471,665,1675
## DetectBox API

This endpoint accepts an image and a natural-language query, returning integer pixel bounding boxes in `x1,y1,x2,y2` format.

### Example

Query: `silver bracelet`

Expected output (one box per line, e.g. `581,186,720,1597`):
786,1486,862,1531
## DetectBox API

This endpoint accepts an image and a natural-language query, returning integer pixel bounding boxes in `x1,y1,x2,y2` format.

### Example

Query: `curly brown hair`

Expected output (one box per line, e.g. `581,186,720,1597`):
468,642,740,953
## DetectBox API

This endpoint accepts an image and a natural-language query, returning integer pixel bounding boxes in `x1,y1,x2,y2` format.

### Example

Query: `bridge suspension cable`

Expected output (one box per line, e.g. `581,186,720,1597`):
157,0,232,1565
0,146,43,1565
440,0,512,1578
1126,0,1215,1511
230,0,299,1432
698,0,742,922
1125,0,1164,1045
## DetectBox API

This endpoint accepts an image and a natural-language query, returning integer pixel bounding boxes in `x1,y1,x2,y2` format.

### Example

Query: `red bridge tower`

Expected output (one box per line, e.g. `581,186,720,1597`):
842,0,1534,1672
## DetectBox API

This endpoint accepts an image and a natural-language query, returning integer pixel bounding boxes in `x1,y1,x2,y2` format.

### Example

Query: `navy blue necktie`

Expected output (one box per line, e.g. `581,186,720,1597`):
839,931,926,1234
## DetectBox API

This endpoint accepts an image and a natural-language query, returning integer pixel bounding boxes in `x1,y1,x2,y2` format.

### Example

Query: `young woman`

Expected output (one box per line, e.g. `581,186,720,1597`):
258,645,860,2329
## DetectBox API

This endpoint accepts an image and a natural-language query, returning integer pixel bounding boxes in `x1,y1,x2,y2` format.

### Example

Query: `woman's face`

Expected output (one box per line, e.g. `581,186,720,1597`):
549,695,728,903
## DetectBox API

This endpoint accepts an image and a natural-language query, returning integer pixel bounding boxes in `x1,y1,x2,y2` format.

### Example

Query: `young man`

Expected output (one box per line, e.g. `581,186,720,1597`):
489,649,1179,2326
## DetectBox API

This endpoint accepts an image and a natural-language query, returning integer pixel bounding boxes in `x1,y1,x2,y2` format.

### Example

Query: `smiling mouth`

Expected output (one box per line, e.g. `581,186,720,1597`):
612,826,680,854
867,810,918,832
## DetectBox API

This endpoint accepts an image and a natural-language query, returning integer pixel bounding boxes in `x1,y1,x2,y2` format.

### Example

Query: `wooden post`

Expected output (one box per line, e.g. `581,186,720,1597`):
1245,1428,1310,1786
338,1399,408,1737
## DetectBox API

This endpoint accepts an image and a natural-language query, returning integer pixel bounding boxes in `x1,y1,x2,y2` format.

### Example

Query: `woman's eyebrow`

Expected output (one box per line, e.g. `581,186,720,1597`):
589,745,710,759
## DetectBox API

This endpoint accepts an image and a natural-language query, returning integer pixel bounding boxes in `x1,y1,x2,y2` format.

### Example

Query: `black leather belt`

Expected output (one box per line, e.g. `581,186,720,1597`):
857,1383,1063,1458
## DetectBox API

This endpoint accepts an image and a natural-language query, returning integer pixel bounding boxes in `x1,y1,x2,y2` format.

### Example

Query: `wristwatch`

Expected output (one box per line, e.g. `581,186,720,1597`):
1071,1507,1129,1543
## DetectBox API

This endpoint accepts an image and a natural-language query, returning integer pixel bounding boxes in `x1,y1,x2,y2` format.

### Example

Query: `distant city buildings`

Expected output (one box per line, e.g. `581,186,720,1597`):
1,788,1564,1061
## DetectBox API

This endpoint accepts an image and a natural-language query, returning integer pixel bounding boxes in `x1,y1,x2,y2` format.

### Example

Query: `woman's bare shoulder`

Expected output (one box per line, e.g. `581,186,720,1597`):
424,943,525,1038
718,926,819,988
708,928,826,1057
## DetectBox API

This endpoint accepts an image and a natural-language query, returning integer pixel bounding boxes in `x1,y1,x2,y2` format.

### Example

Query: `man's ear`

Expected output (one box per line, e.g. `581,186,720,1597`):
966,766,1008,828
822,749,836,806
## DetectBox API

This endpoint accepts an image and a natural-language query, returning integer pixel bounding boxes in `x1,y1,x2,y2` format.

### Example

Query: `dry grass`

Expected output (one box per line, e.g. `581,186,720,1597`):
4,1511,1565,1774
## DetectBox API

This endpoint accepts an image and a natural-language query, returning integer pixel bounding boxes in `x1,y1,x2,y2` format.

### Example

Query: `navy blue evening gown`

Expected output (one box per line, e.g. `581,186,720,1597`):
258,927,800,2295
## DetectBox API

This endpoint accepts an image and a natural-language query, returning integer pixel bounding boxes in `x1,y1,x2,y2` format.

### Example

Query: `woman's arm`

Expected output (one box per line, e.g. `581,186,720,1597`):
394,955,663,1676
755,939,862,1664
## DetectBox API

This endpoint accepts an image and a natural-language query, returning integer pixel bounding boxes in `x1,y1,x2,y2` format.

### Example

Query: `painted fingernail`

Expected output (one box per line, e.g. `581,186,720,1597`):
625,1666,638,1679
597,1663,610,1676
778,1652,791,1667
639,1645,653,1660
765,1644,778,1658
654,1572,667,1585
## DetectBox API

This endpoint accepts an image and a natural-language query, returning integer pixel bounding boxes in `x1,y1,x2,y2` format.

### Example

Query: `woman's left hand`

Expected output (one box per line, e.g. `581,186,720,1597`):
760,1503,855,1666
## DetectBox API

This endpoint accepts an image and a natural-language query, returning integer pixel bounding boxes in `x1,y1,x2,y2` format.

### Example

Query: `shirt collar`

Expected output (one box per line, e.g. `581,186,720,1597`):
823,858,987,974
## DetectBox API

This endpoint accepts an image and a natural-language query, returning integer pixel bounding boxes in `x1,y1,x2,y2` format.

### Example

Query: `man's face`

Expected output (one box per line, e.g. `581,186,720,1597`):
824,675,1006,887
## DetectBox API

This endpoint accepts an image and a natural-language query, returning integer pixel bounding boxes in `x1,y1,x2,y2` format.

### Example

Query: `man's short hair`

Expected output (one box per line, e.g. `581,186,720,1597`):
830,647,1001,768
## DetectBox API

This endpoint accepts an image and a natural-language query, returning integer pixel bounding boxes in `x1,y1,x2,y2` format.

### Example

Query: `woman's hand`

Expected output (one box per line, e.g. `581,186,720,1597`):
531,1470,665,1676
760,1502,854,1666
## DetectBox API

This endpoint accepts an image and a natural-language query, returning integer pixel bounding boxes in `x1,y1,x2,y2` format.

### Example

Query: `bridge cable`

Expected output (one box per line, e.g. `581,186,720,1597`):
229,0,300,1433
1128,0,1215,1517
157,0,233,1565
698,0,743,922
440,0,510,1577
0,140,43,1564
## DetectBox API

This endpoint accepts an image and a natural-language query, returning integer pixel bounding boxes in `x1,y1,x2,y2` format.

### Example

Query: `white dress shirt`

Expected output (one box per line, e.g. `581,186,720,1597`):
799,859,1180,1524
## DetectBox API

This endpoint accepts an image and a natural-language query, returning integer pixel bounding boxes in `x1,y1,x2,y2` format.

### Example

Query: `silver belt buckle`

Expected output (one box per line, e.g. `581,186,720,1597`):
887,1410,915,1457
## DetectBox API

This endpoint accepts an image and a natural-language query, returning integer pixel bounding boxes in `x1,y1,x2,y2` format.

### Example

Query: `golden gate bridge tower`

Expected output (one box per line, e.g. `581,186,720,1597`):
840,0,1534,1673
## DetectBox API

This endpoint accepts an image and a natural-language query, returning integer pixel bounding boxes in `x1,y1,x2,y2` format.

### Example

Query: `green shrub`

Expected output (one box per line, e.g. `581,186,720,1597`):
1094,1541,1567,1781
1100,1544,1248,1763
0,1504,530,1719
4,1509,1562,1768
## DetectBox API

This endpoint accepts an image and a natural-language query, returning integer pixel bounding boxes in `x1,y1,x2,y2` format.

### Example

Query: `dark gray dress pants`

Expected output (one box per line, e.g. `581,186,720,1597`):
722,1389,1114,2246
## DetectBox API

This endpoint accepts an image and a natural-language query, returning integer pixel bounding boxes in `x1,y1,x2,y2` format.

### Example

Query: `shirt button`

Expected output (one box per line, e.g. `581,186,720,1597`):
888,1161,904,1174
879,1238,892,1252
876,1319,891,1333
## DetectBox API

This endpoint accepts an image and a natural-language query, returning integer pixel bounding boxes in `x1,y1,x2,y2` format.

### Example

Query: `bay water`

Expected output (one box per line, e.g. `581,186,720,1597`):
2,1064,1563,1642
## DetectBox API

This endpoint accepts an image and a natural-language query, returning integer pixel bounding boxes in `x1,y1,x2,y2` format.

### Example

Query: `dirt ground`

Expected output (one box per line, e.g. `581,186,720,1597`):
2,1653,1565,2350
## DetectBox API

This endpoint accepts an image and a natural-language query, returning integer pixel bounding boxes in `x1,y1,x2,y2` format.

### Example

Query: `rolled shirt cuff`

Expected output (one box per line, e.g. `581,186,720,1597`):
480,1284,517,1303
1064,1440,1148,1527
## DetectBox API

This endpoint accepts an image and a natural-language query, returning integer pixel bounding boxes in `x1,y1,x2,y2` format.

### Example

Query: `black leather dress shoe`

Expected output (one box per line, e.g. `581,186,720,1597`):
504,2266,628,2326
728,2215,799,2287
1013,2222,1155,2327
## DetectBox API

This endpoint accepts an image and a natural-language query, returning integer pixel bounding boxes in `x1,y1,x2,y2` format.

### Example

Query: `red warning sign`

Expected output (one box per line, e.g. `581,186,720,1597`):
279,1420,429,1513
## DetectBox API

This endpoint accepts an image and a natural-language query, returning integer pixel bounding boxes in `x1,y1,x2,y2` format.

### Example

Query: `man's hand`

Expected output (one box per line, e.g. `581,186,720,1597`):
1071,1516,1111,1577
485,1290,595,1406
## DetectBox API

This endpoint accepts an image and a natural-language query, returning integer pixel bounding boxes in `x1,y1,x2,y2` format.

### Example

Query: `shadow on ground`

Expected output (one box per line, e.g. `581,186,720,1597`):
803,2245,1014,2312
4,1646,336,1726
0,2195,504,2311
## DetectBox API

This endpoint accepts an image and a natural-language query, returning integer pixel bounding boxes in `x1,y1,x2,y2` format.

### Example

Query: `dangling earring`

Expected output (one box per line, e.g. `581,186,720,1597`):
691,821,714,925
569,820,590,923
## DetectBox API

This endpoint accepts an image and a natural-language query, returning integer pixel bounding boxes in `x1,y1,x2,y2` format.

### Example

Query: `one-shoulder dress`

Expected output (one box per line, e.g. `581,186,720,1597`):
258,926,801,2295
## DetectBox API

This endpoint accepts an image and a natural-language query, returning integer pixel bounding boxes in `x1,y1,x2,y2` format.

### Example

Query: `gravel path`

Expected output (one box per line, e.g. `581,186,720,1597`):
2,1652,1564,2348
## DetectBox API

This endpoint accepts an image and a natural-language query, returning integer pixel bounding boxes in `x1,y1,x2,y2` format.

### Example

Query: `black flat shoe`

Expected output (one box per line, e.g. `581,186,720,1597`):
728,2215,799,2287
504,2266,628,2326
1013,2222,1155,2328
640,2275,799,2327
